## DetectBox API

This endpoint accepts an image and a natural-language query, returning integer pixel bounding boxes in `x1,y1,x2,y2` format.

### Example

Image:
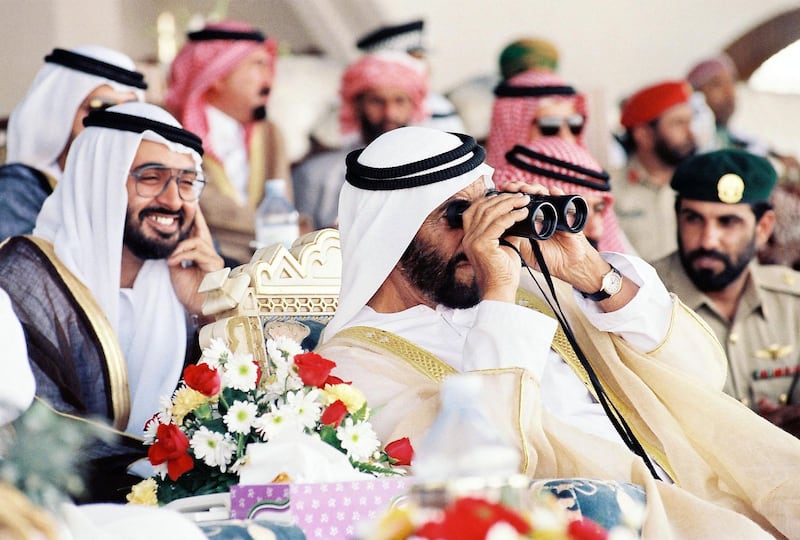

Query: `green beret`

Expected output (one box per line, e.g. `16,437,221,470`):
671,149,777,204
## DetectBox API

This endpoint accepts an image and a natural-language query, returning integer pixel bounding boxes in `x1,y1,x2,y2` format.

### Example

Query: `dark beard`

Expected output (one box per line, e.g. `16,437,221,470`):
123,207,191,260
358,110,406,144
399,237,480,309
252,105,267,121
654,135,695,167
678,240,755,292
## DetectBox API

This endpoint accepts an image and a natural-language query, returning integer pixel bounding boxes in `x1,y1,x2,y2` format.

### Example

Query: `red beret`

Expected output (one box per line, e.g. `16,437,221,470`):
620,80,692,128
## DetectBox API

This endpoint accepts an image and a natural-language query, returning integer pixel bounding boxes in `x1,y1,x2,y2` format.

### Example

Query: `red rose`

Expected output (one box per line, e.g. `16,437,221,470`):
566,517,608,540
323,374,351,386
294,352,337,388
148,423,195,481
183,363,221,397
320,400,348,428
385,437,414,466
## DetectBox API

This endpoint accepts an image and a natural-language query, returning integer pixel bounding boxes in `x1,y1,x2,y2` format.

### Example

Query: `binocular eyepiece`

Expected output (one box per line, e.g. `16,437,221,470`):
445,191,588,241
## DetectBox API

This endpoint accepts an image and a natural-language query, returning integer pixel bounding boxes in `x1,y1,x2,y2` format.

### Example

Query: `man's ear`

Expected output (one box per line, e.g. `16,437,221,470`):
755,209,776,246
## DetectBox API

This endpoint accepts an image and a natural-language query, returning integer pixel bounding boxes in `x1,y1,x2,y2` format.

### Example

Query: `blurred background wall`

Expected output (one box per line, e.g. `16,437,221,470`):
2,0,799,165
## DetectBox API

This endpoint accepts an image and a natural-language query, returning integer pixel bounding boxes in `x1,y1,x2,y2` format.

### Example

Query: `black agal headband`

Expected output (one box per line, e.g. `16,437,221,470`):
83,110,204,156
44,48,147,90
345,133,486,191
187,28,265,42
493,82,576,98
505,145,609,191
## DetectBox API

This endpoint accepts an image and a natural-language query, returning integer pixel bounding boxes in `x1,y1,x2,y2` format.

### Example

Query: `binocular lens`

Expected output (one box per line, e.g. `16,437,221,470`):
506,200,558,240
444,192,587,241
552,195,588,233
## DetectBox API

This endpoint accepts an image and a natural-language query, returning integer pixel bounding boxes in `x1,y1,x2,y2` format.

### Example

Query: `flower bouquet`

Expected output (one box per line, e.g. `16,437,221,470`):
128,336,412,505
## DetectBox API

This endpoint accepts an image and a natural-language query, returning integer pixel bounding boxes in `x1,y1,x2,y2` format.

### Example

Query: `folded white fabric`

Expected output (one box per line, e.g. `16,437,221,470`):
238,431,371,484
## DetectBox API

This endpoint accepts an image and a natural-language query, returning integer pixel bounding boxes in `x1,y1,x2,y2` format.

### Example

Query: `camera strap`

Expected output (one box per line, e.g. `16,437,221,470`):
500,237,660,480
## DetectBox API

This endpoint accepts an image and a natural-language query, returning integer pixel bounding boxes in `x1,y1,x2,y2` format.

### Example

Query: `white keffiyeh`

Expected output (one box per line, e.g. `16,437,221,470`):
324,127,493,340
6,45,145,180
34,102,201,436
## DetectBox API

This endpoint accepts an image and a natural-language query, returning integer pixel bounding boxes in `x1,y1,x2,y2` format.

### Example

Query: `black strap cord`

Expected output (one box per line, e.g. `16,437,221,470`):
499,237,661,480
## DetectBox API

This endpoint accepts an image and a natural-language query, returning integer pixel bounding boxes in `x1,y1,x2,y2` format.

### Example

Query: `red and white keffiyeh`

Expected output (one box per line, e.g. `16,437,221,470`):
339,51,429,136
485,70,587,169
493,137,628,254
165,20,277,160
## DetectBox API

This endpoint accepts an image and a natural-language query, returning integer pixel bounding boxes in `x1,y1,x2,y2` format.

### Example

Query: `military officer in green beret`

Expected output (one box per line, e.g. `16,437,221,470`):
653,148,800,437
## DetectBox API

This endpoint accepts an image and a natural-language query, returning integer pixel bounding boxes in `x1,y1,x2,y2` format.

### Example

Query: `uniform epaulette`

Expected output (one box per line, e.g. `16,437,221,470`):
754,264,800,295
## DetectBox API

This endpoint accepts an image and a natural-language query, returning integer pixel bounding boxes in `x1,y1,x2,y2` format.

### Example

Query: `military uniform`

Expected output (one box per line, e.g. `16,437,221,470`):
654,252,800,407
610,156,677,262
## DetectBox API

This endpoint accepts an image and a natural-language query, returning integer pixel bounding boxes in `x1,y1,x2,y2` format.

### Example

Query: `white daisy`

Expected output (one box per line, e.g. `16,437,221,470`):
200,337,230,369
190,426,236,472
223,352,259,391
265,360,304,397
253,406,301,441
336,418,380,462
266,336,304,365
285,389,323,430
223,400,259,434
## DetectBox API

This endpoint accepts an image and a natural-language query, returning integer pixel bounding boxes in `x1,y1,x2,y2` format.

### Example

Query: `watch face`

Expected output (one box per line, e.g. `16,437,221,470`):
603,268,623,295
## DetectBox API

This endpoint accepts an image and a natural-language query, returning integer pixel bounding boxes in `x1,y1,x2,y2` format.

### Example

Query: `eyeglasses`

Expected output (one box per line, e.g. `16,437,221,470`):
129,165,206,202
535,114,585,137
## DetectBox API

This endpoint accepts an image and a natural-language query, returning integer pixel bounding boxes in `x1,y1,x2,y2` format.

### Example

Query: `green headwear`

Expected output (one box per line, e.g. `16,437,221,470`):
499,38,559,80
671,149,777,204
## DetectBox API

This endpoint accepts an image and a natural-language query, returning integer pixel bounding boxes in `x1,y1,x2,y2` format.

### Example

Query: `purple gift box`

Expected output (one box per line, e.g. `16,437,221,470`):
230,477,412,538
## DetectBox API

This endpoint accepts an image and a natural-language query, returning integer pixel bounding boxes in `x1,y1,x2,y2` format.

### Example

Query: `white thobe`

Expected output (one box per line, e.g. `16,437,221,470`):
345,253,675,462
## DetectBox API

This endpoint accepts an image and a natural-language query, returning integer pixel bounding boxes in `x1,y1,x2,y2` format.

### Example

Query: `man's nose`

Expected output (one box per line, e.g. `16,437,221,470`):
156,177,184,208
699,223,722,249
584,211,604,242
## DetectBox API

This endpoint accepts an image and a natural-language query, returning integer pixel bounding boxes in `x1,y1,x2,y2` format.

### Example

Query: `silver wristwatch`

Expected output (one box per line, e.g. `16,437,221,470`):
582,265,623,301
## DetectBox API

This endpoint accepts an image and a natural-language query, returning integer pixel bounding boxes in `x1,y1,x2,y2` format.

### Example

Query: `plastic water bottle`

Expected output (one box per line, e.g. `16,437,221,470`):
254,179,300,249
412,374,521,482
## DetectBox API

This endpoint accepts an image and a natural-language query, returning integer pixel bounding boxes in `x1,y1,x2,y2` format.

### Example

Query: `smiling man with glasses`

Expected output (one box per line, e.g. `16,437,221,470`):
0,45,146,243
0,102,223,502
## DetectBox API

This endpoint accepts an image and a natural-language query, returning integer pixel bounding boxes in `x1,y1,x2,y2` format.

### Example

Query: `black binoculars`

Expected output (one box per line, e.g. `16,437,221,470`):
445,191,588,241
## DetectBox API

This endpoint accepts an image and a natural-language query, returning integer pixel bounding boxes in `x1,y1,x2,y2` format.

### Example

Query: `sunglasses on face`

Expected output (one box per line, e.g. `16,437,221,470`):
535,114,585,137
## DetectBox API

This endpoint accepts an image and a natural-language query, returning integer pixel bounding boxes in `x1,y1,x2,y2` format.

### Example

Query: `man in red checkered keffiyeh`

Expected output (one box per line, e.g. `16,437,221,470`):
338,51,429,142
164,20,291,265
485,70,587,169
293,51,429,230
493,137,631,254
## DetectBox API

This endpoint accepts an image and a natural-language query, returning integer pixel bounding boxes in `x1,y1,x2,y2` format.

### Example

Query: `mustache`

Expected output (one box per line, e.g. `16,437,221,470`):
452,252,469,264
685,248,731,265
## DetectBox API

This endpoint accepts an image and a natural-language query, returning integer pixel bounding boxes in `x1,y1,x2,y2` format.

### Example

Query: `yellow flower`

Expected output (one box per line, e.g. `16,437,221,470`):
172,387,209,424
126,478,158,506
323,383,367,414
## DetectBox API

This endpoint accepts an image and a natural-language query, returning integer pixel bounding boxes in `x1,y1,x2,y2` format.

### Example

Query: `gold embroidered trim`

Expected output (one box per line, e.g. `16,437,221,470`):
334,326,457,381
23,237,130,431
247,123,267,207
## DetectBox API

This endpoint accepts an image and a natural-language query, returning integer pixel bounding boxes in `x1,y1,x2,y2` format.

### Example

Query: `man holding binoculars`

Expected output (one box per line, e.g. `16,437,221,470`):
317,126,800,538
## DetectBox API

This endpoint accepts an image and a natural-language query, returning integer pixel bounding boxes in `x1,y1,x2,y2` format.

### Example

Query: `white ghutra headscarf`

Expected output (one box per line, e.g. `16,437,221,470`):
34,102,202,436
7,45,146,180
324,127,493,340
